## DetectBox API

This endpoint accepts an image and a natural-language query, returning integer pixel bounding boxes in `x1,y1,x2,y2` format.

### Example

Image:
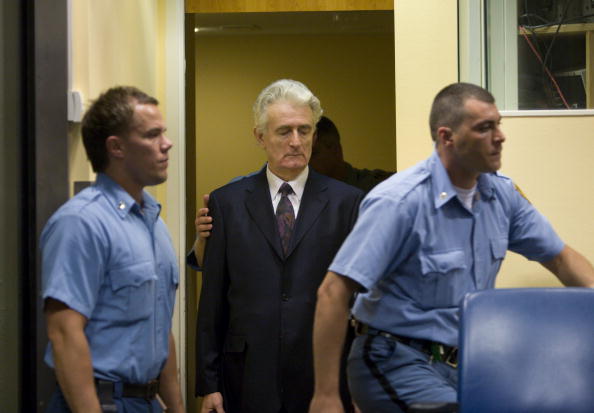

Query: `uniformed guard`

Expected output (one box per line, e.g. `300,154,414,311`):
42,86,185,413
309,82,594,413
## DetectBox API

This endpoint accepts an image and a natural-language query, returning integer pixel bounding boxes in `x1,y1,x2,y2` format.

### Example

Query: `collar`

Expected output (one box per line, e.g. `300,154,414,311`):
95,173,161,220
429,151,495,209
266,165,308,201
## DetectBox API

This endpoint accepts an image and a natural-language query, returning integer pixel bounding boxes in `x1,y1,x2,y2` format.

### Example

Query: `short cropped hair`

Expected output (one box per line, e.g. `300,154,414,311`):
253,79,323,133
82,86,158,172
429,82,495,141
315,116,341,147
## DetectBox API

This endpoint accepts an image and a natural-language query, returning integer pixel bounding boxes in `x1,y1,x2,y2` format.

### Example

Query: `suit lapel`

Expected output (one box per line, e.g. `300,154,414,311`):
286,170,328,258
245,170,285,260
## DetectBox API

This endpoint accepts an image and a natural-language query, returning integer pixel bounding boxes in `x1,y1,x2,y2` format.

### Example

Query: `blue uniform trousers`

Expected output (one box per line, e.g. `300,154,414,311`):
347,334,457,413
45,384,163,413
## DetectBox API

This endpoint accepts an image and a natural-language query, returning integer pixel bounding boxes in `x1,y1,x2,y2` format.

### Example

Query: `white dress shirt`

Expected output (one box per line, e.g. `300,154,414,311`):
266,165,308,218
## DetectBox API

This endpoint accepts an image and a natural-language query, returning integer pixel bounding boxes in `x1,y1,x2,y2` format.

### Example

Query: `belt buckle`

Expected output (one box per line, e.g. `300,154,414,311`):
351,318,365,336
429,343,458,368
444,347,458,368
95,380,117,412
429,342,443,363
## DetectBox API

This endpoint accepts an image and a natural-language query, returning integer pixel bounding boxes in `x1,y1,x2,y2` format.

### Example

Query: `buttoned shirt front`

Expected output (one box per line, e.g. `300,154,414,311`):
41,173,179,383
330,151,564,347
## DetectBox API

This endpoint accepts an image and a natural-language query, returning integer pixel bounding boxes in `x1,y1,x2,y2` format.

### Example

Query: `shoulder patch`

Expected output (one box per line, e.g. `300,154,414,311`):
514,183,531,204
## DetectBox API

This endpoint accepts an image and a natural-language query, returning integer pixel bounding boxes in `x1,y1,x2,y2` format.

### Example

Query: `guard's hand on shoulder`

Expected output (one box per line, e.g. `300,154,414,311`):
195,194,212,239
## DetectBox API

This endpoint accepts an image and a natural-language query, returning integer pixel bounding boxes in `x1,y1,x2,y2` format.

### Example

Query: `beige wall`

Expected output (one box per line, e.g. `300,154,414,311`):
193,32,396,199
395,0,459,170
395,0,594,287
70,0,169,215
496,116,594,287
70,0,189,402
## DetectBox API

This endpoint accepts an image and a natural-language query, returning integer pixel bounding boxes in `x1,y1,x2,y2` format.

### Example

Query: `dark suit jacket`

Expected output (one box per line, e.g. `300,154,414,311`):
196,167,363,413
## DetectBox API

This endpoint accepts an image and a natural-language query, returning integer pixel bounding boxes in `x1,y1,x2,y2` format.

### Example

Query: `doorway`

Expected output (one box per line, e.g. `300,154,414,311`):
184,6,395,412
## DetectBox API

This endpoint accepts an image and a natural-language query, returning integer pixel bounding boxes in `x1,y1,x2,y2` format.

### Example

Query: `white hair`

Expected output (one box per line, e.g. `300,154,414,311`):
253,79,323,133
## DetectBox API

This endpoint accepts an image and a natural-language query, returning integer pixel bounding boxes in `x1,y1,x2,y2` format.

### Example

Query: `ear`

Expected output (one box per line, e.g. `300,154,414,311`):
312,129,318,146
253,127,265,148
106,135,125,159
436,126,454,147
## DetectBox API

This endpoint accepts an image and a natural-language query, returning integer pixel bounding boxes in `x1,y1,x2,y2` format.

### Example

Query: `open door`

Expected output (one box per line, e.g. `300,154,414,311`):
184,1,395,411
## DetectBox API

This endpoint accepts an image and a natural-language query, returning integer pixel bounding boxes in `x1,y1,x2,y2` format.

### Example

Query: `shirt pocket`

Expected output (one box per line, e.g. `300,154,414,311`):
488,237,508,283
418,249,467,309
107,261,157,321
490,237,508,261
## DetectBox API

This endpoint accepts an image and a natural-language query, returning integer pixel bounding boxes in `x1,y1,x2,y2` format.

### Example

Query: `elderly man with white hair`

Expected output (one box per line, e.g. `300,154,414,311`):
194,79,363,413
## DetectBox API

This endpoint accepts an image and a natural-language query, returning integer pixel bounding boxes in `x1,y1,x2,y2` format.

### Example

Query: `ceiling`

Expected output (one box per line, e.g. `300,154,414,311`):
192,10,394,36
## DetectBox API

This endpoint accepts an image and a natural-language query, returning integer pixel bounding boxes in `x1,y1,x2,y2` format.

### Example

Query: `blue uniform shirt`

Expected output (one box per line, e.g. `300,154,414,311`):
41,173,179,383
330,151,564,347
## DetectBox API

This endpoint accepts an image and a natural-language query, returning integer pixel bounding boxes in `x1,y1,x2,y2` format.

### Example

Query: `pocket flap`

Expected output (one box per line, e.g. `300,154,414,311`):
171,264,180,287
420,249,466,274
490,237,508,260
108,261,157,291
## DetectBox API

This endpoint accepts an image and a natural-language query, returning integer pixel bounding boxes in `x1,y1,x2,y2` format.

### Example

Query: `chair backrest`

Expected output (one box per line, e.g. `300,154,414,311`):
458,288,594,413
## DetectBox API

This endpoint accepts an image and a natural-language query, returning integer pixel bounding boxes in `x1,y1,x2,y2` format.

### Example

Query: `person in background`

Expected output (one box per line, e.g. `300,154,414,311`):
308,82,594,413
42,86,185,413
194,79,363,413
189,115,394,268
310,115,393,194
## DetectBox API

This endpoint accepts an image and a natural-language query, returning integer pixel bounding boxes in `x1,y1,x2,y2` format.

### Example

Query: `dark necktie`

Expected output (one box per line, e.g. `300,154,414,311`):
276,182,295,256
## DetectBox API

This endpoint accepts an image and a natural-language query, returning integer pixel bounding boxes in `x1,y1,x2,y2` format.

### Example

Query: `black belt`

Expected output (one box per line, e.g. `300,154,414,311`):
351,319,458,368
96,378,160,400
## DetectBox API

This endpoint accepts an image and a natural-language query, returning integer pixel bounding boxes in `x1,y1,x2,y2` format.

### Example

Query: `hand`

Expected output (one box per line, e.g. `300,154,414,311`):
309,394,345,413
201,392,225,413
195,194,212,239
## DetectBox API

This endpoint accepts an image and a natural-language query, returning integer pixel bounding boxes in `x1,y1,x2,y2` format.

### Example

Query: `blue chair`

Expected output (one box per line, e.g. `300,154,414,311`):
409,288,594,413
458,288,594,413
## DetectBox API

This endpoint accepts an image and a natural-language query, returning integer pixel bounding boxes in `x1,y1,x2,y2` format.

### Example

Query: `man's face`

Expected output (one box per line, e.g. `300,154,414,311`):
255,100,315,180
120,103,172,188
448,98,506,175
309,139,341,177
